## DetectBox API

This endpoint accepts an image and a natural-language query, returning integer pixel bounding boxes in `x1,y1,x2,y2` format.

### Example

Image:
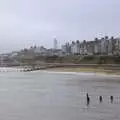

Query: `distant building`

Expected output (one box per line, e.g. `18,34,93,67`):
8,35,120,60
71,41,76,55
86,41,94,55
61,36,120,56
107,37,113,55
100,37,107,54
93,38,101,55
61,42,71,55
33,46,47,56
47,49,64,57
53,38,58,49
113,38,120,55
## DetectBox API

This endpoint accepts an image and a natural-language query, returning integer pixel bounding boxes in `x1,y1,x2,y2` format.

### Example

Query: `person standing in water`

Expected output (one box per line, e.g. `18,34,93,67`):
110,96,113,103
86,93,90,105
99,96,103,102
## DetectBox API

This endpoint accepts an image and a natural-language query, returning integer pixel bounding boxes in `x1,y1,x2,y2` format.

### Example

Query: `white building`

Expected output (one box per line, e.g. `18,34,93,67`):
71,41,81,55
60,36,120,56
86,41,94,55
53,38,58,49
80,41,87,55
71,42,76,55
107,38,113,55
113,38,120,55
61,43,71,55
93,38,101,54
100,37,108,54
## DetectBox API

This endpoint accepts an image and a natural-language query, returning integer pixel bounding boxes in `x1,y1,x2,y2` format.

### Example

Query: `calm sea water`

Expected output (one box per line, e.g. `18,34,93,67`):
0,69,120,120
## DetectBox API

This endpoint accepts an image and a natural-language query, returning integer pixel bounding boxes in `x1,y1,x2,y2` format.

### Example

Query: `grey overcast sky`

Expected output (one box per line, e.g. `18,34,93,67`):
0,0,120,53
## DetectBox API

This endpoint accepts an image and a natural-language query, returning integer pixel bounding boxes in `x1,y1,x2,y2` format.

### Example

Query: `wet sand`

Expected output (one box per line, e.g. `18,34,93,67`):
46,67,120,75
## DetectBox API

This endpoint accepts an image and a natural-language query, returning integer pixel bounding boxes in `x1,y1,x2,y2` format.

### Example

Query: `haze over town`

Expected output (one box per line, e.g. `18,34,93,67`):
0,0,120,53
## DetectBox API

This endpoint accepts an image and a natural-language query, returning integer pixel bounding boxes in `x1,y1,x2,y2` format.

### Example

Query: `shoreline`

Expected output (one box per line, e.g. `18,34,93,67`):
43,67,120,76
0,66,120,77
41,70,120,78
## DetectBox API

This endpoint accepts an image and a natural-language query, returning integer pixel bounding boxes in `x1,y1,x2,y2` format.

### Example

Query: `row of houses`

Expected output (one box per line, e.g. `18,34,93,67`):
2,36,120,61
61,36,120,56
12,36,120,58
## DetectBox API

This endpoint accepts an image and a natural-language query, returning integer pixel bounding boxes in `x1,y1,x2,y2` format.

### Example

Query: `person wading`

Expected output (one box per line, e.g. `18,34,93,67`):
99,96,103,102
86,93,90,105
110,96,113,103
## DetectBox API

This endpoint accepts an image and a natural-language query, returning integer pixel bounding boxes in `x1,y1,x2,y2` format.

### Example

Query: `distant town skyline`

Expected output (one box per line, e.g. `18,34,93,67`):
1,0,120,53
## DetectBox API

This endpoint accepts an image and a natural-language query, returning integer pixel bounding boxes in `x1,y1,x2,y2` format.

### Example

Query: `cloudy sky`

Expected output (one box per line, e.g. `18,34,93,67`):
0,0,120,53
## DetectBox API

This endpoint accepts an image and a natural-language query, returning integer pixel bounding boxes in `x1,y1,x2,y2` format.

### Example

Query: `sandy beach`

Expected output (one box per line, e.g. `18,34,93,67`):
45,67,120,76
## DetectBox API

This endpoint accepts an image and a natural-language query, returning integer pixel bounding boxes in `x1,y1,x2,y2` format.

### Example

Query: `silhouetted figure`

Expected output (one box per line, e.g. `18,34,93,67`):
86,93,90,105
99,96,103,102
110,96,113,103
86,93,89,98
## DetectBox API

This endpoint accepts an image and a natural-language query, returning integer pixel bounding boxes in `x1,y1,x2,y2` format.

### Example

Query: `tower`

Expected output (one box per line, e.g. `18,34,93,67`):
53,37,57,49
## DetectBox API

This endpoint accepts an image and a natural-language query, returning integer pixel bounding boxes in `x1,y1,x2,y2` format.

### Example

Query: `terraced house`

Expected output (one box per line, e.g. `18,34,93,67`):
61,36,120,56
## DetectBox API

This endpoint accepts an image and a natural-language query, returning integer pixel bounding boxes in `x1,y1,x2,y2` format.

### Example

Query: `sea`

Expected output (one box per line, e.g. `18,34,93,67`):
0,67,120,120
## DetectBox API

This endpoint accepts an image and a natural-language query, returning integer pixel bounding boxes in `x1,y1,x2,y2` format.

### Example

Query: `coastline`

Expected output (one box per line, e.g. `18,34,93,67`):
0,66,120,77
43,67,120,76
